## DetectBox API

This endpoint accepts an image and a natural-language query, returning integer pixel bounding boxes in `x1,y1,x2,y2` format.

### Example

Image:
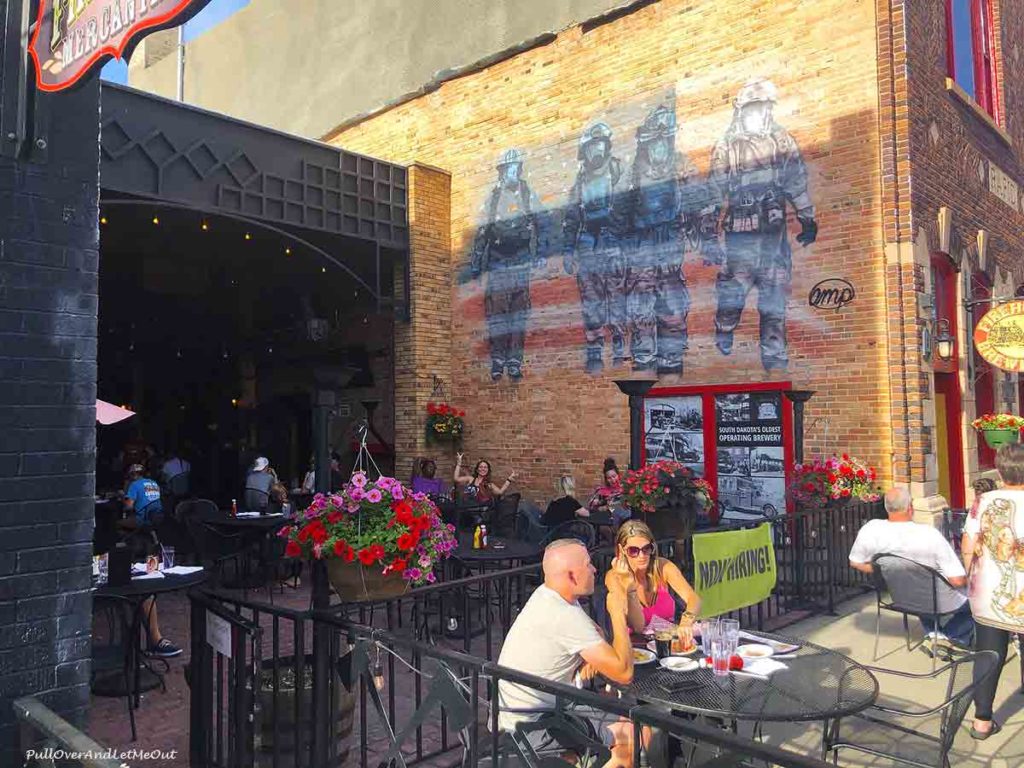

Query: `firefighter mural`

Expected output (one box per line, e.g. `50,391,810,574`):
562,123,628,373
702,79,818,372
469,149,544,381
625,106,703,375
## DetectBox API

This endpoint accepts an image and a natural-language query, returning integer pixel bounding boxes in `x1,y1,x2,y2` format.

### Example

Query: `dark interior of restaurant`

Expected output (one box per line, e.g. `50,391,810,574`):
95,198,397,505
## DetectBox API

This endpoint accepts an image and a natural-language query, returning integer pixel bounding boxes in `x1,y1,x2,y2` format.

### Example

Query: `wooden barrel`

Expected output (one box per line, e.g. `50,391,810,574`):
257,653,355,768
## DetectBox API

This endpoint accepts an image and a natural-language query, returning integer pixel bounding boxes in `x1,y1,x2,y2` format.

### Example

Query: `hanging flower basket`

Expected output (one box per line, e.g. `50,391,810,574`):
790,454,881,510
425,402,465,444
622,461,710,543
279,473,458,602
326,560,409,602
972,414,1024,450
982,429,1020,450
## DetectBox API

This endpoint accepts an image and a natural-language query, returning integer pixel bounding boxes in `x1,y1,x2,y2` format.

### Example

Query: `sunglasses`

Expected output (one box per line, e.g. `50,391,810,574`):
623,543,655,558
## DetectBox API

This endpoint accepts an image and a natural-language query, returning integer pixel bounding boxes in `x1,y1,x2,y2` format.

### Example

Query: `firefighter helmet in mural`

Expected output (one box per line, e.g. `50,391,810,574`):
636,105,677,144
734,78,778,108
496,148,525,168
578,122,613,160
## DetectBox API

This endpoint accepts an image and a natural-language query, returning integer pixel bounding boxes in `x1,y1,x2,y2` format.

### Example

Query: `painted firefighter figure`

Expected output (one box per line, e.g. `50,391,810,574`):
626,105,703,375
470,149,544,382
702,79,818,372
562,122,629,373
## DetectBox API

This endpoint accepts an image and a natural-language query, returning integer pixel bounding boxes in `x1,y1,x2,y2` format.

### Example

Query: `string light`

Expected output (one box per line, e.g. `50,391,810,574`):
285,247,292,256
321,266,326,273
231,398,238,407
100,216,108,225
152,215,160,225
201,221,209,231
244,233,252,241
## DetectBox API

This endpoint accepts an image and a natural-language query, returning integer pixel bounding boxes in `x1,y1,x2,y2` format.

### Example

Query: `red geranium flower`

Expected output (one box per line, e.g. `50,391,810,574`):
841,488,851,497
358,548,378,566
297,525,312,543
285,540,302,558
327,510,344,524
427,402,437,415
371,544,386,559
397,532,418,551
390,558,407,573
333,539,350,558
311,524,328,545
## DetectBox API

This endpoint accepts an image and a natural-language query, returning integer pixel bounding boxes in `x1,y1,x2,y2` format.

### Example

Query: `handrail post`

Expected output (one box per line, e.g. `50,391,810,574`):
311,560,332,767
190,596,210,766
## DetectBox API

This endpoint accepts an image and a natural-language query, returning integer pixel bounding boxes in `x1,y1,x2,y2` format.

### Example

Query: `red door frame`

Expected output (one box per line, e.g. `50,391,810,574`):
933,253,966,507
642,382,794,513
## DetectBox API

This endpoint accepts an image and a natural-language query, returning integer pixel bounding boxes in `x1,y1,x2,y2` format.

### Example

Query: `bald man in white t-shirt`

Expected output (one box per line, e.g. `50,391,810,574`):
849,487,973,648
497,540,638,768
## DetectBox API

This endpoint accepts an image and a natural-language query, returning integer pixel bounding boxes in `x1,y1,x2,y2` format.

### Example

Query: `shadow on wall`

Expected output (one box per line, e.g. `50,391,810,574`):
456,80,877,384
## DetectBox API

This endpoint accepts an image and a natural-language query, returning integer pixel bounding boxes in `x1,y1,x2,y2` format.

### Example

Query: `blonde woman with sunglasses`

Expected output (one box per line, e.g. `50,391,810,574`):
606,520,701,648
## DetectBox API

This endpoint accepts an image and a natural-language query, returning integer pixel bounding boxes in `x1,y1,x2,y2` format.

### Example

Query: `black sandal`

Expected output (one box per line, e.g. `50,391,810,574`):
969,721,1001,741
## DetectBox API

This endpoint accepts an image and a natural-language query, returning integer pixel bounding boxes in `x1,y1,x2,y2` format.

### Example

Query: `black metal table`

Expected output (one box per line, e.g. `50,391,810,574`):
454,537,543,565
627,631,878,764
208,513,291,589
93,569,208,739
628,631,878,723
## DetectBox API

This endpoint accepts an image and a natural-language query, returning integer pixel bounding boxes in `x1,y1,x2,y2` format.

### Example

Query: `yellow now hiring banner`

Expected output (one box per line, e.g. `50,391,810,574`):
693,523,777,618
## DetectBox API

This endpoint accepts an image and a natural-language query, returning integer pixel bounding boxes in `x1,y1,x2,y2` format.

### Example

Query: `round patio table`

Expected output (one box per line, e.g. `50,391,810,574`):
628,631,879,723
454,537,543,564
92,569,208,739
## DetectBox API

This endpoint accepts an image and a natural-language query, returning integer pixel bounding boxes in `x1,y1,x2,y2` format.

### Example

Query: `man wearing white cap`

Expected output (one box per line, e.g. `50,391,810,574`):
244,456,276,512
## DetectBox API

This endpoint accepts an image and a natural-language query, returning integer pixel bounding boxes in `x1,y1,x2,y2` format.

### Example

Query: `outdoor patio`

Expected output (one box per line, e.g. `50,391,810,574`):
84,577,1023,768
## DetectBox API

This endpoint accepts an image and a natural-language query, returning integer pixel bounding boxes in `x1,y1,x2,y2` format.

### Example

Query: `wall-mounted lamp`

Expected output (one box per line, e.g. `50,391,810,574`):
934,319,954,361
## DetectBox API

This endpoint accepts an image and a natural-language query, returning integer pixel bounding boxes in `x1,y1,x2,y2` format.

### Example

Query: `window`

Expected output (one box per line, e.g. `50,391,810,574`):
946,0,1000,120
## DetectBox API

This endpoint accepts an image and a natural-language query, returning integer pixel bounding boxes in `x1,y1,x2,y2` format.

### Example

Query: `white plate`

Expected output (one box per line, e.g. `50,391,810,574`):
632,648,657,665
737,643,775,660
647,640,700,656
659,657,698,672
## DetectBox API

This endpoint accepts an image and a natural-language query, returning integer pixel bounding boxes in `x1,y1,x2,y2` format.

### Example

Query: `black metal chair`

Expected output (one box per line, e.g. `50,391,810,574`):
541,520,597,551
184,501,248,589
487,493,521,538
825,650,999,768
242,486,270,513
870,554,970,666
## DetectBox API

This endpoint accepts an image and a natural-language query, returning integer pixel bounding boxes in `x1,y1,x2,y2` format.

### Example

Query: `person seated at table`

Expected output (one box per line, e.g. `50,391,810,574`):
497,539,639,768
244,457,277,511
606,520,700,647
412,458,448,497
848,487,973,650
269,482,291,515
587,458,630,527
161,449,191,494
453,453,516,505
121,464,163,530
542,475,588,527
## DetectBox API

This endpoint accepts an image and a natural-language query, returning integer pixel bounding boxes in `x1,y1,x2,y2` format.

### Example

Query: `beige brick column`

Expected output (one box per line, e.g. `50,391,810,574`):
393,163,453,481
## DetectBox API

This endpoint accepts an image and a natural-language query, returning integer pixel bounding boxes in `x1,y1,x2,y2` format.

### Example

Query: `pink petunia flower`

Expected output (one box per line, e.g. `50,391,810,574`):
365,489,383,503
351,472,368,488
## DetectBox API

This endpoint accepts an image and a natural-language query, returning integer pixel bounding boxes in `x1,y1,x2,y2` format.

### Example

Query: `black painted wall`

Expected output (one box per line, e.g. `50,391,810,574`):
0,7,100,754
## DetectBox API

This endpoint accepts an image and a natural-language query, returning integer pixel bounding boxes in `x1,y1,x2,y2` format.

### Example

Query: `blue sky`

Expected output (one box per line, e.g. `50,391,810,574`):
101,0,250,84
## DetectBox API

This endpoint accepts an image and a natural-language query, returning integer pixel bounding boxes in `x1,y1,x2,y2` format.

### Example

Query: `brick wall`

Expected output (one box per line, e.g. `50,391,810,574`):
332,0,893,505
901,0,1024,502
0,63,100,755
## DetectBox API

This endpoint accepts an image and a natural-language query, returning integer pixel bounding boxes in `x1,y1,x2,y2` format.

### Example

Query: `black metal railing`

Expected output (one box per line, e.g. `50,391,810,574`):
187,499,886,767
13,697,123,768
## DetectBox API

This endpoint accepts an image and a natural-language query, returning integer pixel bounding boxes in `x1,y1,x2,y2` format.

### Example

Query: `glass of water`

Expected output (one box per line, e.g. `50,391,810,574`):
161,545,176,571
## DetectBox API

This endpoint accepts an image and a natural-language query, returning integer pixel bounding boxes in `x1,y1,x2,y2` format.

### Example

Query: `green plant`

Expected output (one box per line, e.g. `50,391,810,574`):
971,413,1024,431
279,473,457,586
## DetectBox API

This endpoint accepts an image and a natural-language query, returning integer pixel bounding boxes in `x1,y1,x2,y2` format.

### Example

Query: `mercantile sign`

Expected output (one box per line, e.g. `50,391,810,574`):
973,300,1024,373
29,0,209,92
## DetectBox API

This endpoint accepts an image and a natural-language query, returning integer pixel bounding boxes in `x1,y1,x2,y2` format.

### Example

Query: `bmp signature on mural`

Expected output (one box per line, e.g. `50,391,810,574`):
808,279,855,311
465,78,819,382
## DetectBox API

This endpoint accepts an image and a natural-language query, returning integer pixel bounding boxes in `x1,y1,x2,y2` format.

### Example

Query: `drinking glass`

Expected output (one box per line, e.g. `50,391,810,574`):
654,630,674,659
722,619,740,646
711,640,730,677
161,546,176,571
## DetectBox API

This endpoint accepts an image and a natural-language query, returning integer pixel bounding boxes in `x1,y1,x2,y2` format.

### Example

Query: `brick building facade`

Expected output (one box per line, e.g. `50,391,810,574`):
0,68,100,754
329,0,1024,511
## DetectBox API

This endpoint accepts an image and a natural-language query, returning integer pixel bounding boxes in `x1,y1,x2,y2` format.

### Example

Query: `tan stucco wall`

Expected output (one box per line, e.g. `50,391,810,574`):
128,0,627,139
